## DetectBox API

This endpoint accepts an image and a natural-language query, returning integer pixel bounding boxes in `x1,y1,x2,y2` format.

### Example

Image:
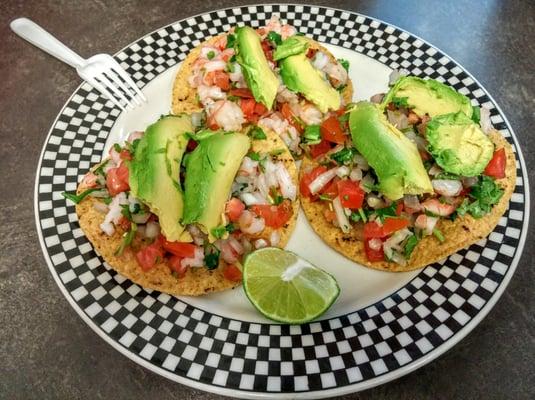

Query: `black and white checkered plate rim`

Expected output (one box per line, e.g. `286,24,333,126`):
34,4,529,398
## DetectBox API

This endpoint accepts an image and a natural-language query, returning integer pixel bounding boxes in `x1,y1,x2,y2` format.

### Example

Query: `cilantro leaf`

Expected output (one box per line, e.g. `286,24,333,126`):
266,31,282,45
471,106,481,124
404,234,419,257
62,188,99,204
374,204,397,221
456,176,503,219
338,58,350,71
303,124,321,144
204,244,220,270
211,225,227,239
250,126,267,140
391,96,409,108
330,147,356,165
248,151,261,161
115,222,137,256
226,34,236,48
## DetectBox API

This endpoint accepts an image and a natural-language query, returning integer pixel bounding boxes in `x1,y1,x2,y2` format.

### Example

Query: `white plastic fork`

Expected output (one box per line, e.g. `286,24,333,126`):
10,17,146,111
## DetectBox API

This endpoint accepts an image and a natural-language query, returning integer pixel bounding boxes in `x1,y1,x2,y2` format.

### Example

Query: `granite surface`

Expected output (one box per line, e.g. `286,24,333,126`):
1,0,534,399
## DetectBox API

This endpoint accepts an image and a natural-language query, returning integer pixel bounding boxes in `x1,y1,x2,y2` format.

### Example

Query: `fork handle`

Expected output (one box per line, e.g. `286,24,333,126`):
10,17,85,69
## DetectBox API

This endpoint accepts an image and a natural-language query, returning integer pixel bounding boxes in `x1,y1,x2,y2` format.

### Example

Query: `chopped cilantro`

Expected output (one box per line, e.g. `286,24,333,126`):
93,160,109,177
338,58,350,71
225,223,236,233
330,147,356,165
102,197,112,205
433,228,445,242
336,84,347,92
62,188,99,204
211,225,227,239
226,34,236,48
338,111,349,125
404,234,419,257
115,222,137,256
204,244,220,270
113,143,122,153
250,126,267,140
267,31,282,45
456,176,503,219
120,204,132,221
248,151,261,161
391,96,409,108
303,124,321,144
350,208,369,222
270,188,284,205
375,204,397,221
229,54,237,63
471,106,481,124
207,50,215,60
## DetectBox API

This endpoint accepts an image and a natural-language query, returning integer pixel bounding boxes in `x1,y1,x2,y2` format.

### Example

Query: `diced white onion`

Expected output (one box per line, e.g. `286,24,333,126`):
240,192,268,206
367,194,385,209
275,163,297,201
428,164,443,176
353,154,369,170
360,173,375,193
270,230,281,247
254,239,269,249
182,247,205,268
387,110,408,129
100,192,128,236
187,224,206,246
432,179,462,197
132,212,151,224
145,221,160,239
312,51,329,70
368,238,383,251
309,167,339,194
403,195,421,210
480,107,493,134
336,166,350,178
332,197,351,233
349,167,363,182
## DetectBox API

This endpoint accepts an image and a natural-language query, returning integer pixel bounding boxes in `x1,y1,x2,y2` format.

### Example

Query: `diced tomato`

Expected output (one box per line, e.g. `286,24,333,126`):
323,209,337,222
261,40,273,62
226,197,245,222
382,217,410,236
163,240,196,258
168,255,188,278
335,107,346,117
337,180,365,209
223,264,242,282
136,241,164,271
251,201,293,229
106,163,130,196
306,48,317,59
309,139,332,159
117,216,131,231
320,177,340,198
187,139,198,151
229,88,254,98
120,149,132,161
484,148,506,179
320,116,346,144
363,221,385,239
280,103,303,133
300,166,327,198
240,98,257,120
459,187,471,197
395,202,404,216
213,70,230,91
254,102,268,116
364,238,384,261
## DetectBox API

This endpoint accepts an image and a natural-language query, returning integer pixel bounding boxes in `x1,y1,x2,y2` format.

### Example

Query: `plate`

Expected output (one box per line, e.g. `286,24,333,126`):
34,4,529,398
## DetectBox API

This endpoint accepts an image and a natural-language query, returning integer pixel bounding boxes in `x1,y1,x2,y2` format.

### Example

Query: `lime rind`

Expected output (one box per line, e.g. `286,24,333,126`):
243,248,340,324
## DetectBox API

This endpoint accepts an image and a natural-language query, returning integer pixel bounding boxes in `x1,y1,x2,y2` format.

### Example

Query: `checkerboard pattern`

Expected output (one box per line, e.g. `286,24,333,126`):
36,4,527,396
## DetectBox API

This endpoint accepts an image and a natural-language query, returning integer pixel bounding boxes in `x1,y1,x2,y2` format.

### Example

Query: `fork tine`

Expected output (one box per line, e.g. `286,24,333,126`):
106,70,141,106
87,76,125,111
98,73,134,109
110,59,147,102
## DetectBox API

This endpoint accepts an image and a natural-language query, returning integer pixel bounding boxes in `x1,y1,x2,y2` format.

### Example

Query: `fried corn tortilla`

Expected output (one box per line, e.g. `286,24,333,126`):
299,130,516,271
171,34,353,115
75,128,299,296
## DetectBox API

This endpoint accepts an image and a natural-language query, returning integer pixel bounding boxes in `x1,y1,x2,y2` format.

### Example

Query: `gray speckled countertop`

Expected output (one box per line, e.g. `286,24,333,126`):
1,0,534,399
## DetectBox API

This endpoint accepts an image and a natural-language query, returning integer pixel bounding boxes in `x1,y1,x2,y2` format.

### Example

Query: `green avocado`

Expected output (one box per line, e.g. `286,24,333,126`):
349,102,433,200
280,52,340,113
182,132,250,242
382,76,473,118
273,36,309,61
426,112,494,176
235,26,279,109
128,115,191,242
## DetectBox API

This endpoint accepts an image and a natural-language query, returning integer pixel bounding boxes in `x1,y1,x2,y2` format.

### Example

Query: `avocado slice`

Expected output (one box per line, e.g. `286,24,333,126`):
280,52,340,113
273,36,309,61
382,76,473,118
235,26,279,109
182,132,250,242
128,115,191,242
426,112,494,177
349,102,433,200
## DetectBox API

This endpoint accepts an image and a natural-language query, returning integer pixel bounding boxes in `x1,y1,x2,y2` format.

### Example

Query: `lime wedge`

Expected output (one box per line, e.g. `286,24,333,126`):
242,248,340,324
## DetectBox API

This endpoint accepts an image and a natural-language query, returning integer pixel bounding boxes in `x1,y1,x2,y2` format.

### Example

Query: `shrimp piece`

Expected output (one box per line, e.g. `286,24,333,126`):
208,100,245,131
239,210,266,234
280,24,297,40
299,103,323,125
276,85,299,104
198,85,226,105
421,199,455,217
324,62,348,87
